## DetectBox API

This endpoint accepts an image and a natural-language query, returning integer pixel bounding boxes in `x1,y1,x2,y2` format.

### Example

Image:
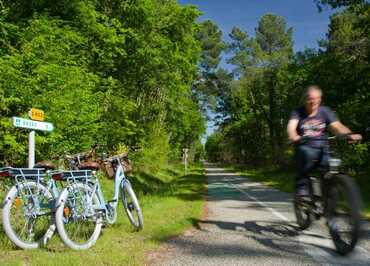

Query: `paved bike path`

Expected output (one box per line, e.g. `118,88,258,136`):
154,164,370,266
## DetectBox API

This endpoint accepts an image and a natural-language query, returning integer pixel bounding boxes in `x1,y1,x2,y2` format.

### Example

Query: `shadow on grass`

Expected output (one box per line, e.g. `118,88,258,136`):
128,167,205,201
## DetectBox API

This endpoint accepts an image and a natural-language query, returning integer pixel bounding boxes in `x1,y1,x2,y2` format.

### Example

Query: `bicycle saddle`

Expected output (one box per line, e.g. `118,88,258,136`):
79,161,100,171
34,160,56,170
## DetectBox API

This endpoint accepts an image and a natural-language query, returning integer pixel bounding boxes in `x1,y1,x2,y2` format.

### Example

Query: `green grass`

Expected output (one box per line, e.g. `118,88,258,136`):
0,163,205,266
226,165,370,218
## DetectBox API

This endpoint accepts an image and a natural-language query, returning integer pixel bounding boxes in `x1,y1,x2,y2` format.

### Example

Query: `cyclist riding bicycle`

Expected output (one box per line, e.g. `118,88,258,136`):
287,85,362,197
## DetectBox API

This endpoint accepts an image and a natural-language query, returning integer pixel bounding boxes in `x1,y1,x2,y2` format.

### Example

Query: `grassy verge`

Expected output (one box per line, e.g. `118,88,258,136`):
0,163,205,266
225,165,370,218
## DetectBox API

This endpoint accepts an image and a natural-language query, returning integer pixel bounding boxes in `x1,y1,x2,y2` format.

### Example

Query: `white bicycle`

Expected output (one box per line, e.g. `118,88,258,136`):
54,152,143,250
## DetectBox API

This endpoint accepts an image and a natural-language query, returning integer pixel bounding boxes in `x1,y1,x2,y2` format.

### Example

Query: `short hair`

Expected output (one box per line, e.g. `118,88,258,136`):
302,85,322,102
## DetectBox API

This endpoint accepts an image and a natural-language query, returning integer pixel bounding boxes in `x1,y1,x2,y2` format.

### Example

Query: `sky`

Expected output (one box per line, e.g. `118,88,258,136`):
177,0,336,139
179,0,336,51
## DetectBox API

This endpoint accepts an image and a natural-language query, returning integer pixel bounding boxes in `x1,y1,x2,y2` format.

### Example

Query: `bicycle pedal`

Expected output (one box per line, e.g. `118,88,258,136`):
313,209,322,220
107,199,117,204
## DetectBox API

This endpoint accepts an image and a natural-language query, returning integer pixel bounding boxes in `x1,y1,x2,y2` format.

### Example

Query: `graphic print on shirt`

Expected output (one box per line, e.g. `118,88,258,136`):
300,118,326,137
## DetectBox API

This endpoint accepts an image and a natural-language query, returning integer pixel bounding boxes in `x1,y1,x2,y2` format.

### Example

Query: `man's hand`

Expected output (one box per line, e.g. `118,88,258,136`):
347,134,362,143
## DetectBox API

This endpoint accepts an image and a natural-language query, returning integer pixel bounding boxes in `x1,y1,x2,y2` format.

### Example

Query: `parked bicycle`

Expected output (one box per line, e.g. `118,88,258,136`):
54,151,143,250
1,164,60,249
0,149,98,249
294,135,363,255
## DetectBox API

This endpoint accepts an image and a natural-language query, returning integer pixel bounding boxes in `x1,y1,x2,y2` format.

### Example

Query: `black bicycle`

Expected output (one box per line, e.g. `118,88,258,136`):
294,135,363,255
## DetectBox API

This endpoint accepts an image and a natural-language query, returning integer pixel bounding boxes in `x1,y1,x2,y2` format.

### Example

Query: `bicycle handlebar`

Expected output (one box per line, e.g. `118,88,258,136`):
103,152,129,163
291,133,360,145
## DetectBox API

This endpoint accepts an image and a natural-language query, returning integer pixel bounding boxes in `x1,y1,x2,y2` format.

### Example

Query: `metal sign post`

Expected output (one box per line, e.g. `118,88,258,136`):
12,112,53,168
28,131,35,168
182,148,189,175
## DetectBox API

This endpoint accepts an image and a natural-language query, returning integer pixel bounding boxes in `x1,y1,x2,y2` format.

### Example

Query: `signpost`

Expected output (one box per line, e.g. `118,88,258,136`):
182,148,189,175
28,108,45,121
12,117,54,132
12,111,53,168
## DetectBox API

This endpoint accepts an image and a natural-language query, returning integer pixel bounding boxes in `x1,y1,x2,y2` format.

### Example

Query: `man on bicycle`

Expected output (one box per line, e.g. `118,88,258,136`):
287,85,362,197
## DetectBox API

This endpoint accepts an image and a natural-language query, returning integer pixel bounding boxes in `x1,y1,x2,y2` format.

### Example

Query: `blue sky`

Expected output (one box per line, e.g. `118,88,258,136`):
179,0,335,51
178,0,336,139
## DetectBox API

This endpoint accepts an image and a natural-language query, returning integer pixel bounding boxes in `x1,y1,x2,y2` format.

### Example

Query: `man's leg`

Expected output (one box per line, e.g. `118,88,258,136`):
295,145,321,196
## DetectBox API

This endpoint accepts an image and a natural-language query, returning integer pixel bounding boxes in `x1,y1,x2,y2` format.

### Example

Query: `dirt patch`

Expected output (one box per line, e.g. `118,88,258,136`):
145,244,175,266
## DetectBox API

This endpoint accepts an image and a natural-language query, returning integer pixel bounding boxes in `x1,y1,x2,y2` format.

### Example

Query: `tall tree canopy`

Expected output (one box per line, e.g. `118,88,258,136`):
206,1,369,173
0,0,206,169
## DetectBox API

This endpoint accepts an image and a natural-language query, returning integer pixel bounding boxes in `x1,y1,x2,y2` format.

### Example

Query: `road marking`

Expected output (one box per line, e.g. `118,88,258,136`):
206,168,370,265
223,177,290,222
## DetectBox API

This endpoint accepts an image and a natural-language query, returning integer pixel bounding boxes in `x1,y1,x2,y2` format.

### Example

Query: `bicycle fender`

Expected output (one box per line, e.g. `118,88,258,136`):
2,185,18,207
55,187,70,209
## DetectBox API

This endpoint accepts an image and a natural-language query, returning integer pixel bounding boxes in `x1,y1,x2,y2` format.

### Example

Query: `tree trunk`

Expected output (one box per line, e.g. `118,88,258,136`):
267,70,283,165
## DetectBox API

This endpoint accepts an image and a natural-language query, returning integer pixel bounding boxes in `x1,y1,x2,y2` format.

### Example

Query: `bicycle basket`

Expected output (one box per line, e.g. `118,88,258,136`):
121,157,132,174
103,161,115,179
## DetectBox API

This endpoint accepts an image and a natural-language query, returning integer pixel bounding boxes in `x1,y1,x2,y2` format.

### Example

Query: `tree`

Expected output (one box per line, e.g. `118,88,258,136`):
226,27,252,77
194,20,226,112
0,0,206,168
315,0,366,10
253,14,293,163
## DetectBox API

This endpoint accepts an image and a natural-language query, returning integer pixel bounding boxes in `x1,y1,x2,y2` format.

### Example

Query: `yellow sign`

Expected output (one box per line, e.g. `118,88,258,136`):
28,108,45,121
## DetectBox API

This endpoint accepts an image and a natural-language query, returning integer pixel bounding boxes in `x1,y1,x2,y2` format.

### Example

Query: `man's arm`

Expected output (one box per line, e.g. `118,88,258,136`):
287,119,301,143
328,121,351,135
329,121,362,140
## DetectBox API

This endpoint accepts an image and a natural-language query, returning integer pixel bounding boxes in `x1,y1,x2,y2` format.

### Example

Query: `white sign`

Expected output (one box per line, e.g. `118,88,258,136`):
12,117,54,132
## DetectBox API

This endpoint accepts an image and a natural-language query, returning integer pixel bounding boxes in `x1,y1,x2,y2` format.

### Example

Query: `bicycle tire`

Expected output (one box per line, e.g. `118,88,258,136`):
327,174,362,255
294,195,312,230
55,183,102,250
121,180,143,230
2,182,54,249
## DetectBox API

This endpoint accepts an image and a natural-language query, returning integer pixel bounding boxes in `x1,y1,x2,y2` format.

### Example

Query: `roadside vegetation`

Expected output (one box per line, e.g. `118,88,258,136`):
0,163,205,266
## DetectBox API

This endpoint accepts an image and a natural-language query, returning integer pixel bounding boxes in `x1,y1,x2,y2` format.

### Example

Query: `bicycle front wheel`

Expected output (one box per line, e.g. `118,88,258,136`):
121,180,143,230
327,174,362,255
2,182,54,249
55,183,102,250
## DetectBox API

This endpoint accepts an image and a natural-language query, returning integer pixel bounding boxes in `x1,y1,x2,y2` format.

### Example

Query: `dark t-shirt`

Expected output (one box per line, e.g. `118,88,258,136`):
290,105,338,148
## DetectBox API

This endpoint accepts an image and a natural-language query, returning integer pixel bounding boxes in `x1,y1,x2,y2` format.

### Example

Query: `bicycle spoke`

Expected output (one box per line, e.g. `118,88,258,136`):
27,219,36,242
61,186,101,245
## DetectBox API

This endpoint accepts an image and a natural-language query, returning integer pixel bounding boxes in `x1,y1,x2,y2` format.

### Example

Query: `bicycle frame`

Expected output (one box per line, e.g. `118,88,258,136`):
90,160,128,224
298,147,346,221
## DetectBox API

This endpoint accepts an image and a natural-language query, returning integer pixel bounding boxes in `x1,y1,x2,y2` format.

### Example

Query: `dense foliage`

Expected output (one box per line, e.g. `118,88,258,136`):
1,0,368,174
205,1,370,173
0,0,206,170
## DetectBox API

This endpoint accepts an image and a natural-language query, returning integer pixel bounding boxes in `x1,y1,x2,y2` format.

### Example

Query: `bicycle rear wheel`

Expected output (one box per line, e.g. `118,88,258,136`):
294,195,312,230
55,183,102,250
121,180,143,230
327,174,362,255
2,182,54,249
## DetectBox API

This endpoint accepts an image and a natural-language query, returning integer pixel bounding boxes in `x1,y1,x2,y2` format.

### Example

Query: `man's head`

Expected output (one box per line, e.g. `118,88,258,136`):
303,85,322,114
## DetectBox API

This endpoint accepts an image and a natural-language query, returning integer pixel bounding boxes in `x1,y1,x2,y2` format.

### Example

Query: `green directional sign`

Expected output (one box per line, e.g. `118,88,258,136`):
12,117,54,132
